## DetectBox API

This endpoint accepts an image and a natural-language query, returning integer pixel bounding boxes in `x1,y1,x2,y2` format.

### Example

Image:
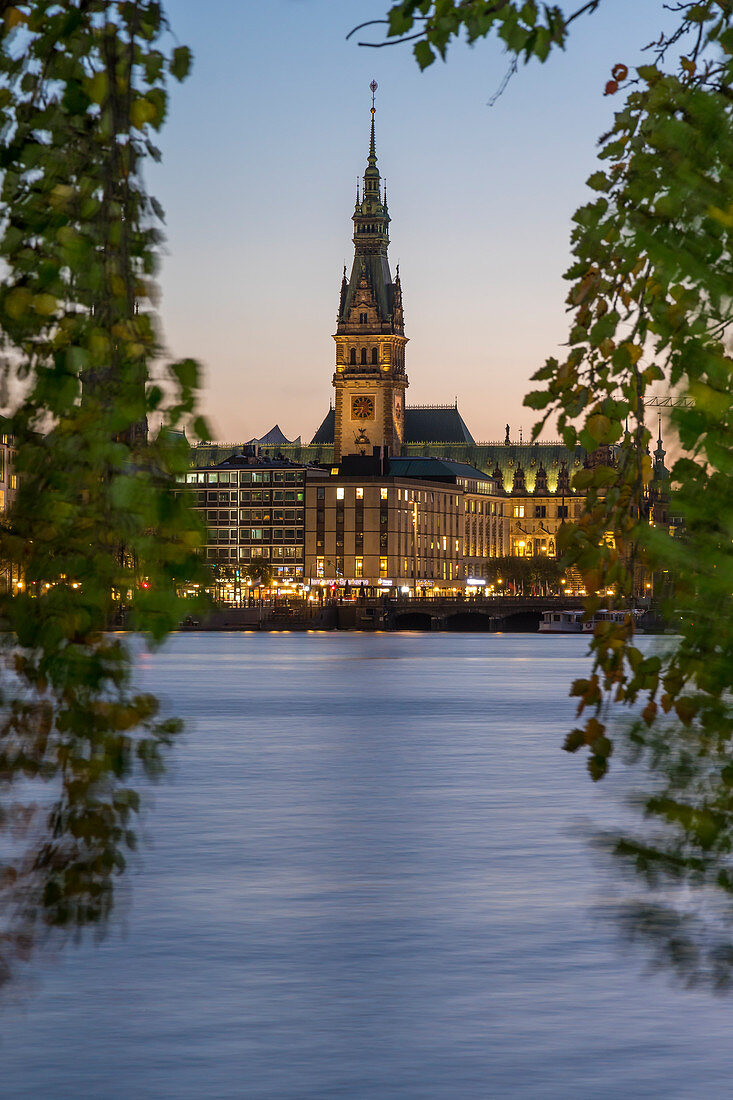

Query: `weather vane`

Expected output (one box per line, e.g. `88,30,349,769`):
370,79,378,113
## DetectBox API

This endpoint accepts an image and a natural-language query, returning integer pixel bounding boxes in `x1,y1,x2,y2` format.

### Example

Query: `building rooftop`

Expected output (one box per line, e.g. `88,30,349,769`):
309,403,475,447
388,456,493,483
403,405,475,445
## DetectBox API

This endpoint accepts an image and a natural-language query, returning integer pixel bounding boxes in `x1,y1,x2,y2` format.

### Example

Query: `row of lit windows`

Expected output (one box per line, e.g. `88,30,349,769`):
466,500,504,516
203,508,304,524
207,527,303,543
208,547,304,560
332,486,389,501
191,490,304,505
323,486,458,508
239,509,301,522
185,470,303,485
511,504,580,519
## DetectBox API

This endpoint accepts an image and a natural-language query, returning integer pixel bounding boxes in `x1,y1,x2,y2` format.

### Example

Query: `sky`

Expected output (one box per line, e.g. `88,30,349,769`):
150,1,674,445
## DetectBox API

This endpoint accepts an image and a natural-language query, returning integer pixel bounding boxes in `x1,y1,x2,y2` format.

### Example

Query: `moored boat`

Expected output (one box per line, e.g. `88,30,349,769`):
539,608,645,634
539,609,593,634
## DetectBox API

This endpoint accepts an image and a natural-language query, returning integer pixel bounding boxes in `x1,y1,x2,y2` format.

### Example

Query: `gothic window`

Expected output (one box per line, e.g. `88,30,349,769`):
371,347,378,364
359,313,367,325
350,348,356,365
360,348,367,364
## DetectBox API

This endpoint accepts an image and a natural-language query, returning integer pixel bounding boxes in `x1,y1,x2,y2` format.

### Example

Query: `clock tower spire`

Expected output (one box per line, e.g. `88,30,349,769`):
332,82,408,462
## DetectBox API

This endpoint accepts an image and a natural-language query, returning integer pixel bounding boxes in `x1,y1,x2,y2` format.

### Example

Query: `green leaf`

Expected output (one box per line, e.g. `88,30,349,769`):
171,358,199,391
170,45,192,82
414,40,435,69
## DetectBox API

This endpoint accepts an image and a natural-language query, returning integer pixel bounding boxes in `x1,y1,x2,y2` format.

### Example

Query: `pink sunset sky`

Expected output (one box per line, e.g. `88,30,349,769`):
151,1,672,445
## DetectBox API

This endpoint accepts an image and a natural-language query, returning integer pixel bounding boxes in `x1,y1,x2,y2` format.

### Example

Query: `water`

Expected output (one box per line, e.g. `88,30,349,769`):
1,632,730,1099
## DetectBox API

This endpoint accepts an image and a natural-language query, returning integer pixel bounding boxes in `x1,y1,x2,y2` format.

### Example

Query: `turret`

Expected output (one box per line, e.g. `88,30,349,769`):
332,83,409,462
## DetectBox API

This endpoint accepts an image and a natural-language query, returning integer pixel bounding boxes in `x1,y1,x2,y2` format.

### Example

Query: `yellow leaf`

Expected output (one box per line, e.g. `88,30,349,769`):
33,293,57,317
708,204,733,227
130,97,156,129
5,287,32,319
622,342,643,365
86,71,108,106
4,7,26,28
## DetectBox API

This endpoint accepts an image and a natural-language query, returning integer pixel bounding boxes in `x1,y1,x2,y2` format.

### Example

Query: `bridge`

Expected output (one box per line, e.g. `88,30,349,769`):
184,594,589,632
335,595,587,632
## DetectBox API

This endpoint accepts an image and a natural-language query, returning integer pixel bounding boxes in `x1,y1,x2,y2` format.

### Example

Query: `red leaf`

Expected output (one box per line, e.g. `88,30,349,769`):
604,80,618,96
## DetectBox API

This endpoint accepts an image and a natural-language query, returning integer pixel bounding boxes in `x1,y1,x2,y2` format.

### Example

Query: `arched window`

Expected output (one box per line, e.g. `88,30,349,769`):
371,347,378,364
349,348,356,365
360,348,367,364
359,312,367,325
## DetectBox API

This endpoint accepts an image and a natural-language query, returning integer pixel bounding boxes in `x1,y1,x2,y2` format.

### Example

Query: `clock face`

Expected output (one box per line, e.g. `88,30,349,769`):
352,395,375,420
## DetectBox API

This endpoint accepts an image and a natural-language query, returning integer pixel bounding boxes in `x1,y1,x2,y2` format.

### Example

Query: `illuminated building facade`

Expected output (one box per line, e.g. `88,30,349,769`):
305,457,507,589
179,452,327,582
187,90,635,587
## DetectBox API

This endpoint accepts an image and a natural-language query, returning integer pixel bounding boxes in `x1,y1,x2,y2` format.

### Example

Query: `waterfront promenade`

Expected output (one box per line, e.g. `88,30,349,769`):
184,594,640,633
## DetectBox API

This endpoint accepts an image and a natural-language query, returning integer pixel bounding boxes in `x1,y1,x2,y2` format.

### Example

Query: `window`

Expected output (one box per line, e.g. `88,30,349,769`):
336,487,344,500
356,487,363,499
350,348,356,364
359,312,367,324
361,348,367,364
317,486,325,500
379,557,388,578
558,505,569,519
371,347,378,364
354,557,363,578
513,505,525,518
380,487,388,500
535,505,546,518
316,557,324,578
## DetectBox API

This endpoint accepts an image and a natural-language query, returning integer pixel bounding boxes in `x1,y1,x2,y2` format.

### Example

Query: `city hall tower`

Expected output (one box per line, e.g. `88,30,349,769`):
332,83,408,462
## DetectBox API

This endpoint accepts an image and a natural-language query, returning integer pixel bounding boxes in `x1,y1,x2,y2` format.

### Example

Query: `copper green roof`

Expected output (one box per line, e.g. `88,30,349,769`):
389,457,492,482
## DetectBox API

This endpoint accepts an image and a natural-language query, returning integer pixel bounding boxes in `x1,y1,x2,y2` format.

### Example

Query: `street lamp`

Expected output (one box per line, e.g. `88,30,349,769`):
411,500,418,596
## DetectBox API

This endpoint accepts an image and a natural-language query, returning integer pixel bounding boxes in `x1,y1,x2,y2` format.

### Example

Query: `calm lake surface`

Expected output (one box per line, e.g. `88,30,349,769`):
2,632,731,1099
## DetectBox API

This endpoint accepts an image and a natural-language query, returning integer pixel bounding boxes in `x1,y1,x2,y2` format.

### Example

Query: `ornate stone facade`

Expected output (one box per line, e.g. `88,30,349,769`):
332,93,408,461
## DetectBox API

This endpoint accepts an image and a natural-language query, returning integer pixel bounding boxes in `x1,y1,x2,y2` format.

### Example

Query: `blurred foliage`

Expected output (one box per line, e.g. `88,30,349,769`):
0,1,208,986
369,0,733,987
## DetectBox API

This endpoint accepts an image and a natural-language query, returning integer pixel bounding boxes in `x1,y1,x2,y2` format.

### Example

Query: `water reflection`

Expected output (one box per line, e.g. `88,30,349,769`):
2,633,733,1098
0,635,180,987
